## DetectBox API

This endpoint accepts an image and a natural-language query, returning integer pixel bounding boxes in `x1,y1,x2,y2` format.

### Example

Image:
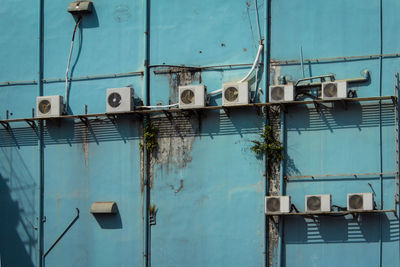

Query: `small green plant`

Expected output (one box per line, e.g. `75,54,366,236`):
144,122,159,153
251,125,284,162
149,204,157,215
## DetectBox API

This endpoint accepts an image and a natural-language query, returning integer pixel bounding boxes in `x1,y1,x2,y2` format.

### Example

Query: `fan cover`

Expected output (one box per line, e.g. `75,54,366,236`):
349,194,363,209
224,87,239,102
266,197,280,212
271,86,284,101
39,100,51,114
323,83,337,98
307,196,321,211
180,89,195,104
108,92,122,108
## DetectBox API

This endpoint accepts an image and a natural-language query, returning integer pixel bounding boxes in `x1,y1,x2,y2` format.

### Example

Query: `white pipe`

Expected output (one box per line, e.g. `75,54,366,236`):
207,88,222,96
239,44,263,83
142,103,178,109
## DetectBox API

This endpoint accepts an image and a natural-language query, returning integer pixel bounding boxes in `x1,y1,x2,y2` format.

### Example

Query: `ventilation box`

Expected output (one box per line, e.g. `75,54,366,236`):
36,95,64,118
305,194,331,213
321,81,347,99
269,84,295,102
347,193,374,211
106,87,134,113
222,82,249,106
265,196,291,214
178,84,206,109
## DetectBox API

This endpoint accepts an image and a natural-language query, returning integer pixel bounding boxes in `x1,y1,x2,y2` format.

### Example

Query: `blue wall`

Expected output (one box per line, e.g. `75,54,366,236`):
0,0,398,266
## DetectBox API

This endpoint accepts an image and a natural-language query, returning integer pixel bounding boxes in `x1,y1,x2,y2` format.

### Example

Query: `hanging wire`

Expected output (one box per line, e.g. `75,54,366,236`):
64,16,82,114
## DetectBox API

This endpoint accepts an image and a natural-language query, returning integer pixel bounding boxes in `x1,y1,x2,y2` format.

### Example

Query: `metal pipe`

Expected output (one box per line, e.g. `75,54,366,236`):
379,1,383,266
294,70,369,89
271,52,400,66
295,74,335,86
300,46,305,78
37,0,44,265
264,0,271,265
143,0,150,266
277,110,285,267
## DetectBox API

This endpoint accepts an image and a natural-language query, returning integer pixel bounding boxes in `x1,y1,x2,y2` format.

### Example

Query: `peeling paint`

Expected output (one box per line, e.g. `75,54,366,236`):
167,68,202,104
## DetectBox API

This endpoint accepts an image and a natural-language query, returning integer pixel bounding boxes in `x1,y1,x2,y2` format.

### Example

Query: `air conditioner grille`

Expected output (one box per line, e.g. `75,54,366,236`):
38,100,51,114
323,83,337,98
271,86,284,101
224,87,239,102
266,197,280,212
349,194,363,209
180,89,195,104
108,92,122,108
307,196,321,211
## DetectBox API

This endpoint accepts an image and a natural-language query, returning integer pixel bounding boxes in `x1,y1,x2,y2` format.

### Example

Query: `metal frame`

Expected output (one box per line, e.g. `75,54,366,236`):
0,96,395,127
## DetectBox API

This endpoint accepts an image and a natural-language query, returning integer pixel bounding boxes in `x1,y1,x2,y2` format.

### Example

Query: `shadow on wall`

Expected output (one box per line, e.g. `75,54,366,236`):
284,213,399,244
0,175,36,267
286,102,394,133
92,212,123,229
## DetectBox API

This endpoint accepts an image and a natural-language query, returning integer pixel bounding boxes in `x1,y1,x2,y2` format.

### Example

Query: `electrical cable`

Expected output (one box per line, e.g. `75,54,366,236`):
64,17,82,114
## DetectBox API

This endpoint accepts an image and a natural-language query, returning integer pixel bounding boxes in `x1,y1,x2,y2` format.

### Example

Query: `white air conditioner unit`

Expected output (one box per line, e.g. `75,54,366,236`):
178,84,206,109
265,196,291,214
106,87,134,113
321,81,347,99
222,82,249,106
347,193,374,211
305,194,331,213
269,84,294,102
36,95,64,118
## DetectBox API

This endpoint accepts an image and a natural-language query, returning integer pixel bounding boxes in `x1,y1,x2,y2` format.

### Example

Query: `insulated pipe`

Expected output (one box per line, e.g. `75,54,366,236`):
38,0,44,266
143,0,150,266
239,44,264,83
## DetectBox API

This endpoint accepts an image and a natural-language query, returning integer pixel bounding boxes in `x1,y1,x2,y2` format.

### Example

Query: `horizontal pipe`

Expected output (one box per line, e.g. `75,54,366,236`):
271,52,400,66
0,95,395,124
295,70,370,89
0,71,144,87
287,171,397,179
151,63,264,74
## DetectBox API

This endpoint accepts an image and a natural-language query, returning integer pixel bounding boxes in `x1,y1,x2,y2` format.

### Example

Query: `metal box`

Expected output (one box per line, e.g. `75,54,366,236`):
106,87,135,113
178,84,207,109
36,95,64,118
222,82,249,106
67,1,93,15
321,81,347,99
265,196,291,214
347,193,374,211
269,84,295,102
305,194,331,213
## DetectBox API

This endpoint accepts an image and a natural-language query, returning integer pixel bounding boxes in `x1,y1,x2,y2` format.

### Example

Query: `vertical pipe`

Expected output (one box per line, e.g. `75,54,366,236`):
263,0,271,266
378,1,383,266
300,46,305,78
38,0,44,266
143,0,150,267
277,111,285,267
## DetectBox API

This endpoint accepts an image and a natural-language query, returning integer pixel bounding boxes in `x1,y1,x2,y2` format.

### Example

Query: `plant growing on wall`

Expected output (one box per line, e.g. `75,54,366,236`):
144,122,159,153
251,125,284,162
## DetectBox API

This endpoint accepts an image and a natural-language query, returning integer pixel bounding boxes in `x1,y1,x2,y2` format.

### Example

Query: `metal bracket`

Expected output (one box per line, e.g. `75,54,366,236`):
0,121,10,130
313,101,321,112
78,116,89,126
43,208,80,259
163,110,173,120
280,103,288,113
222,107,230,117
254,105,262,116
391,96,397,107
106,114,117,124
24,119,37,130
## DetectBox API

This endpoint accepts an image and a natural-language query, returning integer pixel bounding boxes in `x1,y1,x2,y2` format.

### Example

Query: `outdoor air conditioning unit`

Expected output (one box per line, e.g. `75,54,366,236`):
305,194,331,213
321,81,347,99
36,95,64,118
178,84,206,109
106,87,134,113
269,84,295,102
265,196,291,214
222,82,249,106
347,193,374,211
